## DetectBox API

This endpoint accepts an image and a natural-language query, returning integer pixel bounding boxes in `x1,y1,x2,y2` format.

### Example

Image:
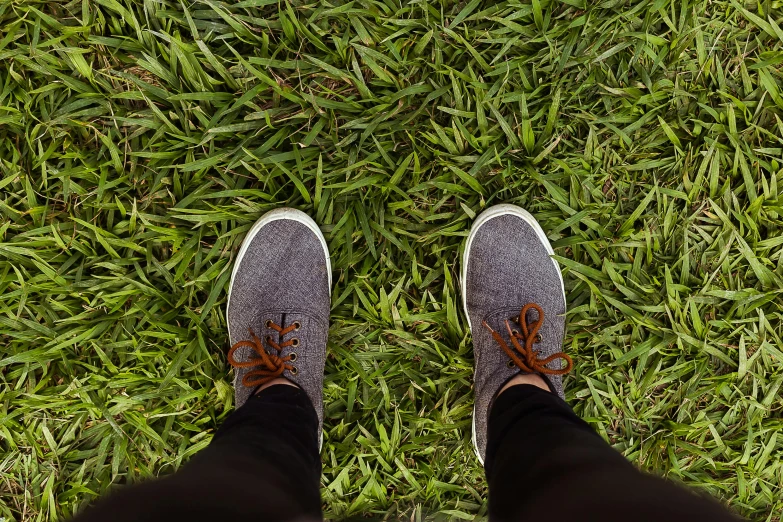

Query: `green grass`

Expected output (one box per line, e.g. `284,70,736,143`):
1,0,783,519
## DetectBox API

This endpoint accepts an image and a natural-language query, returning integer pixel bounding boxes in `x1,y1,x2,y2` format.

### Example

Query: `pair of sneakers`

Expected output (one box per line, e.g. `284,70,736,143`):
226,205,572,463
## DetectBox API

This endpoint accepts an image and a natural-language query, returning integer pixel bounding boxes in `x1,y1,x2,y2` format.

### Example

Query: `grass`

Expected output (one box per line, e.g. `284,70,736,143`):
1,0,783,519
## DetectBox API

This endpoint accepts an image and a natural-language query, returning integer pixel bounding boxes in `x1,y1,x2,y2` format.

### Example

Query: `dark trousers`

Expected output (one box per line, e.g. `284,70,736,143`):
76,384,742,521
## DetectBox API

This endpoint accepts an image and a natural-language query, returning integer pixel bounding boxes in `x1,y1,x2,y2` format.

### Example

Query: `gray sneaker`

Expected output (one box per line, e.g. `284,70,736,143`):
461,204,573,464
226,208,331,446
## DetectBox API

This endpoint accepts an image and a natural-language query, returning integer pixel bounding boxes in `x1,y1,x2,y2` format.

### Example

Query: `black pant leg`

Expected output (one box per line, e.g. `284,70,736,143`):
74,385,322,522
485,384,743,522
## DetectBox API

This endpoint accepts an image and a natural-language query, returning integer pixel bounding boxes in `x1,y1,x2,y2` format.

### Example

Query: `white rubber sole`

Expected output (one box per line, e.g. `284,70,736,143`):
461,204,565,465
226,207,332,318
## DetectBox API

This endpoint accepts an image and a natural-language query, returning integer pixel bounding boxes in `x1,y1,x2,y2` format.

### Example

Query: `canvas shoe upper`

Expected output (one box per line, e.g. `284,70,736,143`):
226,208,331,445
461,204,572,464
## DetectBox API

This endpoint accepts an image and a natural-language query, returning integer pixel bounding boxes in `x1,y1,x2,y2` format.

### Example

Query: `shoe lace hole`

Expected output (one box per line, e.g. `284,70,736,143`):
290,366,298,375
535,334,543,343
293,321,301,331
511,329,519,336
291,338,300,347
289,352,297,362
507,359,515,368
266,336,272,344
265,320,273,328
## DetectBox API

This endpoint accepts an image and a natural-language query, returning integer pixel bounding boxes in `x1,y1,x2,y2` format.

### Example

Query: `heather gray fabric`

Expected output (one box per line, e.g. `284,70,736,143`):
227,214,330,437
463,209,567,463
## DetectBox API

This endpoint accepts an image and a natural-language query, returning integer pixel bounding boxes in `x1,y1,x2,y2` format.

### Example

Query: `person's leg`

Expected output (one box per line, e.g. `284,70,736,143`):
485,379,742,521
75,384,321,522
75,208,333,522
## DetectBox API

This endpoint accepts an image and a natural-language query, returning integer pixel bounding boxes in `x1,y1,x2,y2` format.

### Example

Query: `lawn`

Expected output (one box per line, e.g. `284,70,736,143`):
1,0,783,519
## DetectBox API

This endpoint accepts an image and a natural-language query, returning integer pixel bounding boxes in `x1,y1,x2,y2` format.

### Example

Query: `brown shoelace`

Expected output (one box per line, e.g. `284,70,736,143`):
228,321,300,387
483,303,573,375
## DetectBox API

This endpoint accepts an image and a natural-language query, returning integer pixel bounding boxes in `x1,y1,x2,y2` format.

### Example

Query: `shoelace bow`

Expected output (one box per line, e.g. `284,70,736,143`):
228,321,300,387
483,303,573,375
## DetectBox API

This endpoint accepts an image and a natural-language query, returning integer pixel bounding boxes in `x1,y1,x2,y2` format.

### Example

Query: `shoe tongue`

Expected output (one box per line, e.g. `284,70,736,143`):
259,311,296,330
482,305,557,348
482,307,528,338
254,309,326,332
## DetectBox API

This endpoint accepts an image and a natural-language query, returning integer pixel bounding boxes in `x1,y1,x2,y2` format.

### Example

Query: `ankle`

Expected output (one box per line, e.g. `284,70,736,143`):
498,373,550,396
255,377,299,394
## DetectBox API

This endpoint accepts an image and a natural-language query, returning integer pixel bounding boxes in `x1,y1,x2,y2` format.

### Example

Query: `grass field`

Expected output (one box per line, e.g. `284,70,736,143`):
1,0,783,519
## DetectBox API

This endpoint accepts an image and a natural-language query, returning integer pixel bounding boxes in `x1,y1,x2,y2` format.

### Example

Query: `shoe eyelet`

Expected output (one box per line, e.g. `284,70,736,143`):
507,359,515,368
290,366,298,375
535,334,543,343
289,352,297,362
291,338,300,347
265,320,273,328
293,321,301,331
511,329,519,336
266,336,273,344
